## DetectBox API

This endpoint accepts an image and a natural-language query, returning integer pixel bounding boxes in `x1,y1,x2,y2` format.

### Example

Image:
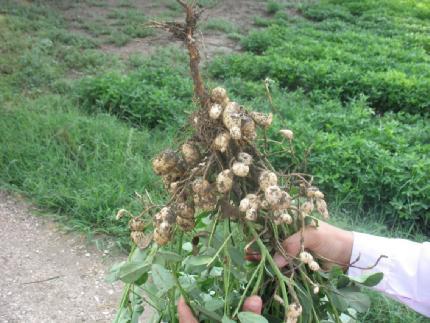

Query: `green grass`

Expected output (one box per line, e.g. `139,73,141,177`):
0,1,188,244
0,95,172,239
360,290,428,322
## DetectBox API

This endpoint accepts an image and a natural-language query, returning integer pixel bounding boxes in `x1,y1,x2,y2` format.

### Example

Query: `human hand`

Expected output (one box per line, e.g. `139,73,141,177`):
178,295,263,323
273,221,354,270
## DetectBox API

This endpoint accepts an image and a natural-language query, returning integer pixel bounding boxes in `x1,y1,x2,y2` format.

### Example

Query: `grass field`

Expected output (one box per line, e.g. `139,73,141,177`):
0,0,428,321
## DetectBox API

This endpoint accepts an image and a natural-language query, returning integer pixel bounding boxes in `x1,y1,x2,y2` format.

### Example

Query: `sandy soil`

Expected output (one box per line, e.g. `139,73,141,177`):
0,192,152,323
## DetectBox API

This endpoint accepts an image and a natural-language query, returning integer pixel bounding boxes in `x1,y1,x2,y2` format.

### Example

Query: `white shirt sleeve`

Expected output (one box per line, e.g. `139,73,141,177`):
347,232,430,317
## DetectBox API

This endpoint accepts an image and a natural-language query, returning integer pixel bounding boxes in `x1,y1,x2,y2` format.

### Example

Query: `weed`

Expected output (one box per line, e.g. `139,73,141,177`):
201,18,238,34
75,48,192,128
267,1,283,15
162,0,182,12
117,0,134,8
227,32,242,42
196,0,221,8
213,9,430,114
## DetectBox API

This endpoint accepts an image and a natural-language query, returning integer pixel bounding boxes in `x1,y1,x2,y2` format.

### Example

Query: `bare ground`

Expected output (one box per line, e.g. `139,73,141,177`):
61,0,269,59
0,192,152,323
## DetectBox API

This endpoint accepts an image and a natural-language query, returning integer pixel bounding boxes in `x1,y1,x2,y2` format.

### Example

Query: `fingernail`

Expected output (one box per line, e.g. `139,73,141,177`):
273,252,288,268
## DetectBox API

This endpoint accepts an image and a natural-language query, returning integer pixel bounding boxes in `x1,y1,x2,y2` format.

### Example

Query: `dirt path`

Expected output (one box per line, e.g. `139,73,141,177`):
0,192,152,323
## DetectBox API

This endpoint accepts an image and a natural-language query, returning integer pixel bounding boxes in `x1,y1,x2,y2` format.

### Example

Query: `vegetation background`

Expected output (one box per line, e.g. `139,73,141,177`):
0,0,428,321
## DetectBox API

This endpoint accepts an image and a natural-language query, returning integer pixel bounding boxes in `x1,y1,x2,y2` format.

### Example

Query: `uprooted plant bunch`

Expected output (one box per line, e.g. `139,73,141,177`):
111,2,383,323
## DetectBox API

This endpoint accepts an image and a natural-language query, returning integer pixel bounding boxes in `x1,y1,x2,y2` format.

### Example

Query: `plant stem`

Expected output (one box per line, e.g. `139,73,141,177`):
207,229,235,267
114,283,131,323
251,259,266,295
172,267,197,317
208,213,219,247
177,231,184,256
232,253,266,318
223,220,232,316
169,288,177,323
299,269,320,323
246,223,289,319
191,302,223,322
325,290,341,323
228,217,236,246
113,245,137,323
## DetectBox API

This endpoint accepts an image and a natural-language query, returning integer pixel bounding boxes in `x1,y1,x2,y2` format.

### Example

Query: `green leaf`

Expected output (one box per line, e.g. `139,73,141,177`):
178,274,198,292
105,261,126,283
338,287,371,313
304,215,314,226
149,312,161,323
118,262,150,283
337,275,350,289
143,281,167,309
228,246,245,268
116,307,132,323
204,299,224,311
209,266,223,277
295,281,313,322
329,266,344,279
238,312,269,323
329,291,348,312
131,248,149,263
350,272,384,287
222,316,236,323
151,264,175,295
131,305,144,323
156,250,182,263
185,255,213,267
182,242,193,252
135,272,148,286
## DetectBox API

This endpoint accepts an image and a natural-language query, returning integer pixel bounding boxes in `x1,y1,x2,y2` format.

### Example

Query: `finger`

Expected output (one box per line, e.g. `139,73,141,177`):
242,296,262,315
282,231,302,256
273,231,301,267
178,296,198,323
273,251,289,268
273,224,322,268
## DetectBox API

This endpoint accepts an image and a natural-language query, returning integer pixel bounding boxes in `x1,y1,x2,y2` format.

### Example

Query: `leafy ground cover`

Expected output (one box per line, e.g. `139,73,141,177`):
209,0,430,230
211,0,430,115
0,0,428,321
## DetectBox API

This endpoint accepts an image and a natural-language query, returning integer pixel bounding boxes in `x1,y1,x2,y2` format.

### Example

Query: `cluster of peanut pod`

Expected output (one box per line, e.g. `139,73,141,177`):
149,87,329,247
126,87,332,322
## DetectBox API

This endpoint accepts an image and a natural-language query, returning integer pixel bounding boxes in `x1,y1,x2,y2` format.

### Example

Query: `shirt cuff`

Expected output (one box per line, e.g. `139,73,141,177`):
347,231,391,292
347,232,430,317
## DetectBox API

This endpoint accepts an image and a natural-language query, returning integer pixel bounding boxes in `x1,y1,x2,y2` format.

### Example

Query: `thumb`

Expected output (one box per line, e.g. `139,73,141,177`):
242,296,263,315
178,296,198,323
